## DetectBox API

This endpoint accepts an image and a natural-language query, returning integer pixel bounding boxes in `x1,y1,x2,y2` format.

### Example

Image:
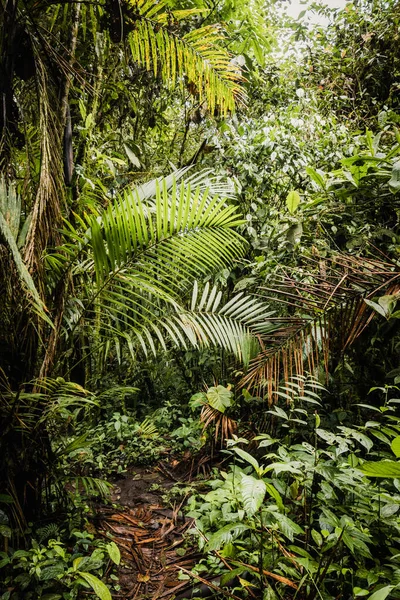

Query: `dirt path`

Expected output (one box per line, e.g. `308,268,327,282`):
95,466,201,599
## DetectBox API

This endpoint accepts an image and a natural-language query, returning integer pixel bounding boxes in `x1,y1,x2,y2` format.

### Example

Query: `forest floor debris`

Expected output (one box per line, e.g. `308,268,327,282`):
93,465,202,599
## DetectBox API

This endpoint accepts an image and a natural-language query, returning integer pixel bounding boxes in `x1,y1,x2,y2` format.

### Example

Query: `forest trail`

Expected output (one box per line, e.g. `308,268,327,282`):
94,465,201,599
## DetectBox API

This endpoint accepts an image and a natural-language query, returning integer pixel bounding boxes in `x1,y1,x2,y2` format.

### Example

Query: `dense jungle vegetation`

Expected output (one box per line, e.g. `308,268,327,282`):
2,0,400,598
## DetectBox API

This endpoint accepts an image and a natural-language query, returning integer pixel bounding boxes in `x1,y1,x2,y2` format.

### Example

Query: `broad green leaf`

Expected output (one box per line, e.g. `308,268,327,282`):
286,190,301,214
206,385,233,413
77,572,111,600
377,295,398,318
391,436,400,457
353,588,370,597
240,475,266,516
0,525,11,538
274,513,304,541
189,392,207,410
368,586,394,600
311,529,323,547
106,541,120,565
380,503,399,517
364,299,387,318
389,161,400,192
207,523,249,551
306,166,326,188
233,447,260,472
361,461,400,478
351,431,373,452
40,564,65,580
264,481,284,511
221,567,247,586
124,144,141,168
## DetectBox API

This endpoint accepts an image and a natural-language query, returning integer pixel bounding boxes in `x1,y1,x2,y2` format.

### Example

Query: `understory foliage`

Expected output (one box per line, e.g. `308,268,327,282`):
2,0,400,599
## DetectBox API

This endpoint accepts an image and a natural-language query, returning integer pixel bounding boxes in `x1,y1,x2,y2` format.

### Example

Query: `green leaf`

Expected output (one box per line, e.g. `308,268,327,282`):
378,295,398,316
306,166,326,188
207,523,249,551
233,447,260,472
264,481,284,511
124,144,141,168
274,513,304,541
106,541,120,565
77,572,112,600
391,436,400,457
351,431,373,452
0,209,52,326
0,525,11,538
40,564,65,580
368,586,394,600
311,529,323,547
206,385,233,413
221,567,246,587
364,299,387,318
380,503,399,517
286,190,301,214
240,475,266,516
361,461,400,478
389,161,400,193
353,588,370,597
189,392,207,410
0,495,13,504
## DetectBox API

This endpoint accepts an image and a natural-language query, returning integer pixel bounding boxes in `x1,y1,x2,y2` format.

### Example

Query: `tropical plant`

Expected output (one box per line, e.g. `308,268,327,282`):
190,383,237,446
0,535,120,600
47,173,273,379
186,379,400,600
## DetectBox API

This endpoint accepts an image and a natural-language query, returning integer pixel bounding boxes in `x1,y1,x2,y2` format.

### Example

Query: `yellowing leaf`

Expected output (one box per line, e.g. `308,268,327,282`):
286,190,301,214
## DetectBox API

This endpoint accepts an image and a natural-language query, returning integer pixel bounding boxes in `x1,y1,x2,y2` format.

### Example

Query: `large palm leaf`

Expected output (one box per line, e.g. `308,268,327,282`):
61,175,272,363
129,0,245,115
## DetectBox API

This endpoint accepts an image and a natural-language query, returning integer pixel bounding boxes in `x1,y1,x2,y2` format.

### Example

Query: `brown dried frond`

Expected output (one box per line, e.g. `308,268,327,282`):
241,253,400,401
200,404,237,446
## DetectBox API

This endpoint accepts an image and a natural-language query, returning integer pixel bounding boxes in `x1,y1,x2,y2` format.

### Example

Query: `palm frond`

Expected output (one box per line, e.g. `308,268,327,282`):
170,282,275,364
65,178,249,356
67,476,112,499
242,253,400,401
129,0,246,114
23,54,65,276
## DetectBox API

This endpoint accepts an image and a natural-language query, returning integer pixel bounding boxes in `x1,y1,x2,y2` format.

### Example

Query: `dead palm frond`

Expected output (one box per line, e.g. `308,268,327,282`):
200,403,237,447
242,253,400,401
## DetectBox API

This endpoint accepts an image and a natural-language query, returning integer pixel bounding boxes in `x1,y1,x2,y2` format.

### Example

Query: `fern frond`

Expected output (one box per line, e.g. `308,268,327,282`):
68,476,112,499
36,523,60,543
